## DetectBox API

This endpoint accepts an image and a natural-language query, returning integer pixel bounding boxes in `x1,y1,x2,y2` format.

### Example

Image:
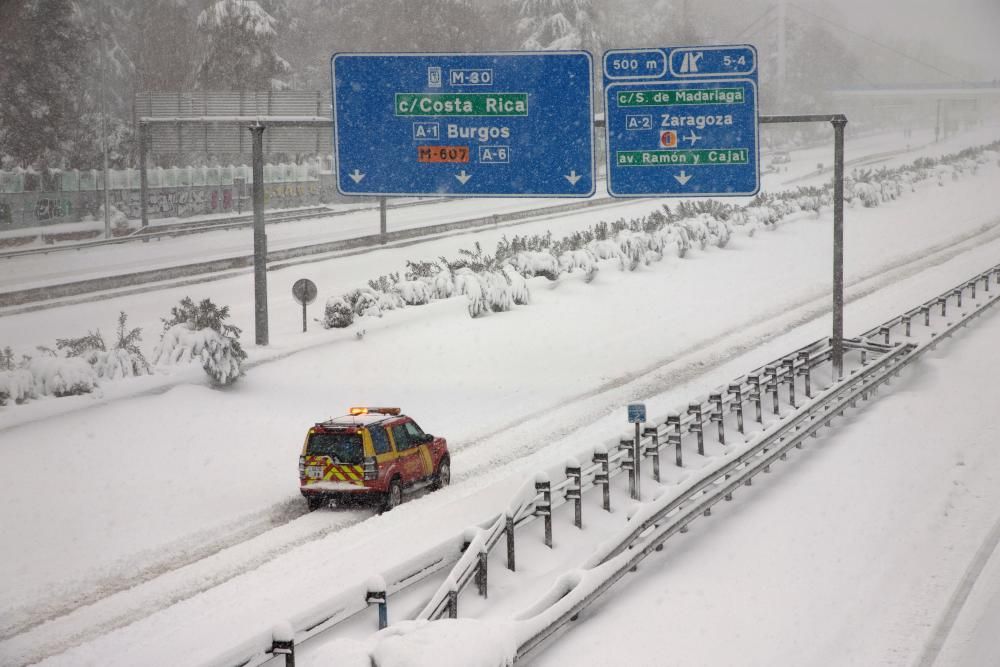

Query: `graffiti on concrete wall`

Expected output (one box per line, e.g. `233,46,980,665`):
34,197,73,222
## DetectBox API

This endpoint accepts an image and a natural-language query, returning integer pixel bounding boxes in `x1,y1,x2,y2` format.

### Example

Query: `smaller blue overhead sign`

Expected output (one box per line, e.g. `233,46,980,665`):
604,45,760,198
332,52,595,198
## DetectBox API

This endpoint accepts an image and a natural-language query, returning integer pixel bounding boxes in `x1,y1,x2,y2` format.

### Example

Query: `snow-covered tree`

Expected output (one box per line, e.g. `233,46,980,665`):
514,0,603,52
195,0,290,91
155,297,247,385
323,297,354,328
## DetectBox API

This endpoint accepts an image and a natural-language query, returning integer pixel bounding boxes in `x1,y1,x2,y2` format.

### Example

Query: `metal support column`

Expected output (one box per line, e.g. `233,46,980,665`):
832,117,846,378
139,122,149,231
250,124,269,346
379,196,388,245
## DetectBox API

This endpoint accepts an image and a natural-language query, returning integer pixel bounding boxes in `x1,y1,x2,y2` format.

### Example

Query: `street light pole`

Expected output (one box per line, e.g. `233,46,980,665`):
98,0,111,239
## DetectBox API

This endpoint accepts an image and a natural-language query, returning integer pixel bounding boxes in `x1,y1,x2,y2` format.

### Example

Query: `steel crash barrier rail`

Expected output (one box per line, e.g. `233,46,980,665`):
211,263,1000,666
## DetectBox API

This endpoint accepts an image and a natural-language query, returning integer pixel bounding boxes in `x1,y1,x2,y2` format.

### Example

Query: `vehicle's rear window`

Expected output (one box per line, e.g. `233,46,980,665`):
307,432,363,464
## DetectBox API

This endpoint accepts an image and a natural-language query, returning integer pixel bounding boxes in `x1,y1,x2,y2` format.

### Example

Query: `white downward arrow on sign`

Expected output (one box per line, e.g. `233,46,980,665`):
564,170,582,185
455,170,472,184
348,169,365,183
674,170,692,185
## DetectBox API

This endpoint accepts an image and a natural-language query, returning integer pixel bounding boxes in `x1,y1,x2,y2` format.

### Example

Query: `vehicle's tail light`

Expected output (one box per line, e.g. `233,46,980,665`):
363,456,379,481
298,456,306,478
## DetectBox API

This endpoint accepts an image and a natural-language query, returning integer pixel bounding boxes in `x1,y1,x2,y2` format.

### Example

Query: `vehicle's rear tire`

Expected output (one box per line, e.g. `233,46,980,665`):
382,479,403,513
306,495,326,511
433,459,451,490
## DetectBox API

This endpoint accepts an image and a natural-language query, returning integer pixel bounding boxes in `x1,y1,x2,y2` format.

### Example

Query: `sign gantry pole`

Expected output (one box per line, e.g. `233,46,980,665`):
250,123,268,346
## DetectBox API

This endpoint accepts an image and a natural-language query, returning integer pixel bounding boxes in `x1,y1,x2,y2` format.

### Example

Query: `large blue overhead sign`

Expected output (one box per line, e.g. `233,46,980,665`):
604,45,760,197
331,52,595,197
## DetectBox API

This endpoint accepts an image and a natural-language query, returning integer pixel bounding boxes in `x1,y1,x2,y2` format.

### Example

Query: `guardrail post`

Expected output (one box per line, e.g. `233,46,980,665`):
922,305,930,326
728,384,744,433
667,414,683,467
535,477,553,548
969,280,976,300
620,438,637,500
366,588,388,630
594,446,611,511
954,288,963,308
984,273,991,292
476,548,488,598
709,393,725,445
748,375,762,423
880,326,891,345
939,296,947,317
797,351,812,398
687,403,704,455
643,427,660,483
781,359,796,408
903,315,911,337
271,629,295,667
765,366,780,415
566,463,583,528
505,514,516,572
448,589,458,618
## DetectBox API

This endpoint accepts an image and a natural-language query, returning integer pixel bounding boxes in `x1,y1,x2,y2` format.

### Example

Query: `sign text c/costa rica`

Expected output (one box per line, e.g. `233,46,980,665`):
332,52,594,197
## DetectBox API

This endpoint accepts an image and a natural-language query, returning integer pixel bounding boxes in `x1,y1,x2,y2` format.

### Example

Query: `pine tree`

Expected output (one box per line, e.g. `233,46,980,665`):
514,0,603,52
0,0,92,167
195,0,291,91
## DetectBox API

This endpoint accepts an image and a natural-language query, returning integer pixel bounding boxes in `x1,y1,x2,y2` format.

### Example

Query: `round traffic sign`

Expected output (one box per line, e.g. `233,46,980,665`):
292,278,318,306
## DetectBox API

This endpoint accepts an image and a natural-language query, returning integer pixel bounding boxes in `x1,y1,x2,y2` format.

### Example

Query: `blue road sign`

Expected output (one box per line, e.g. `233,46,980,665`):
604,45,759,198
628,403,647,423
331,52,595,198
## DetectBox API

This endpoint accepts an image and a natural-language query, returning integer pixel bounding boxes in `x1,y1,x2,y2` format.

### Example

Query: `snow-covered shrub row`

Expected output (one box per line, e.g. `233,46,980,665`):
2,299,249,409
317,139,1000,328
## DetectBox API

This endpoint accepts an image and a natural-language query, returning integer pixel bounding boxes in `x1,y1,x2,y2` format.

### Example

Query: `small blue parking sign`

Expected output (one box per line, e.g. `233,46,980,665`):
604,45,760,197
628,403,647,423
331,52,595,197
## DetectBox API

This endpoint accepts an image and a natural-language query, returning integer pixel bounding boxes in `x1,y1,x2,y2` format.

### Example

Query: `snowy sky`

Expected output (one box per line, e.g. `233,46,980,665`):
802,0,1000,80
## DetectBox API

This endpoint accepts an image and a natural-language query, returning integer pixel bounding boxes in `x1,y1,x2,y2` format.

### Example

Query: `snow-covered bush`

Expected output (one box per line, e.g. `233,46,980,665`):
348,288,383,318
395,280,432,306
587,239,626,270
94,313,151,379
510,251,560,280
557,249,598,282
704,217,731,248
29,355,98,397
0,368,34,405
323,296,354,328
503,264,530,303
481,271,514,312
453,268,487,318
431,268,455,299
156,297,247,385
852,181,880,207
615,229,647,270
154,325,243,385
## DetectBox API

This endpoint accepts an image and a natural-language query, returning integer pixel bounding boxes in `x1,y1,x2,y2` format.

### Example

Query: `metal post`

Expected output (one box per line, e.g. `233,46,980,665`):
566,464,582,528
379,196,388,244
633,422,642,501
302,302,307,333
766,366,780,415
687,403,704,455
667,414,683,467
505,514,516,571
535,479,552,548
477,549,488,598
621,438,636,500
709,393,725,445
797,351,812,398
782,359,796,408
366,589,388,630
271,635,295,667
832,117,847,379
644,427,660,483
139,122,149,231
729,384,744,433
250,124,269,346
748,375,762,423
448,589,458,619
594,449,611,512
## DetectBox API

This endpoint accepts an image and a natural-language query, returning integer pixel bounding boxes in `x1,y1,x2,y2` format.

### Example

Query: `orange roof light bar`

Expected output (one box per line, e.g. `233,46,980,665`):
348,407,401,416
